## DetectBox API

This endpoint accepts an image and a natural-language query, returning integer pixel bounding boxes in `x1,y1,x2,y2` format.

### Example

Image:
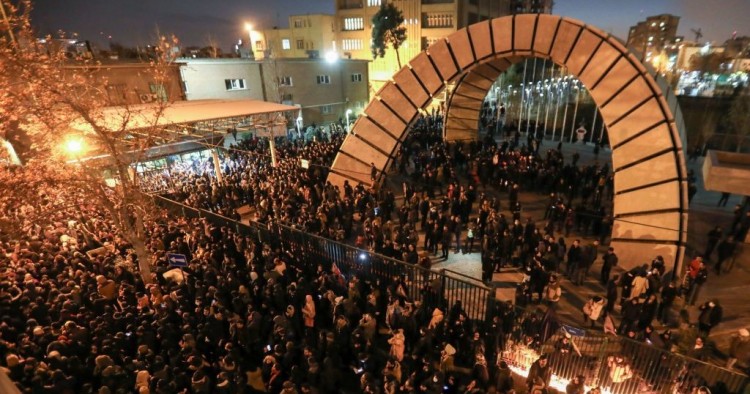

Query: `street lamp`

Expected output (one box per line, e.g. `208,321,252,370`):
325,50,338,64
244,23,255,60
345,109,353,134
64,137,84,156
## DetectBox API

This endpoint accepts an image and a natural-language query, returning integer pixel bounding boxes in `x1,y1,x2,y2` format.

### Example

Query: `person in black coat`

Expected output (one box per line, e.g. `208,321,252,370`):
657,282,677,324
566,240,582,278
704,226,723,262
697,300,723,337
619,298,641,335
494,360,514,394
605,275,619,316
715,236,737,274
600,247,618,285
526,354,551,393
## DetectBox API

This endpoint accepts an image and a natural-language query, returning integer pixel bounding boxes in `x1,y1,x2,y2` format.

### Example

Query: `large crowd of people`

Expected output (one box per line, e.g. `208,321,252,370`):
2,107,746,394
140,130,375,243
0,166,574,394
140,112,742,372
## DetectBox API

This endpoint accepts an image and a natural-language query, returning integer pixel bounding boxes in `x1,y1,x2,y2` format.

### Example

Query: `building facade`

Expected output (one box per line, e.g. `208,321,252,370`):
509,0,553,14
178,58,369,125
63,62,185,106
335,0,518,92
256,14,336,60
626,14,681,62
179,59,265,101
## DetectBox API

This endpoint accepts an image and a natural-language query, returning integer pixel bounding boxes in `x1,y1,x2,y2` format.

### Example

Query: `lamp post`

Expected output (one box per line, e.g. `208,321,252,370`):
64,138,84,157
345,109,353,134
244,23,255,60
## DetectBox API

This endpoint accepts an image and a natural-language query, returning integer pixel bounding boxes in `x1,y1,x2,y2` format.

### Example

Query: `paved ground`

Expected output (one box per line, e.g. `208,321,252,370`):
383,136,749,370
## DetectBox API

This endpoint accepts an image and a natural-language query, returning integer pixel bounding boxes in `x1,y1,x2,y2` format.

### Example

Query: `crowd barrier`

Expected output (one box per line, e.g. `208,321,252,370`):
151,194,749,394
503,327,749,394
152,194,496,321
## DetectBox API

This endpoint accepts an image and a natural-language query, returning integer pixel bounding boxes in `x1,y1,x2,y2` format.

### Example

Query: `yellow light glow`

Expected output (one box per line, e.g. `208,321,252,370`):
244,23,253,32
64,138,84,155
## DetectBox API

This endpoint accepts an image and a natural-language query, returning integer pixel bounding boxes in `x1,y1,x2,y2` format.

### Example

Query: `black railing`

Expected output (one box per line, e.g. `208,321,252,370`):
152,195,494,322
152,195,749,393
503,327,749,394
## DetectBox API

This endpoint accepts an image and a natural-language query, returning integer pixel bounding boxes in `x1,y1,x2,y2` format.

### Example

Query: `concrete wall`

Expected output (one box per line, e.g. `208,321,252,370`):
179,59,264,101
262,59,370,124
64,62,184,105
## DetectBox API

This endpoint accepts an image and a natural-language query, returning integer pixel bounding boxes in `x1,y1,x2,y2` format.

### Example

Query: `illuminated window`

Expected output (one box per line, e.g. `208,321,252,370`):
316,75,331,84
342,39,363,50
282,39,291,50
343,17,364,31
367,0,381,6
225,79,246,90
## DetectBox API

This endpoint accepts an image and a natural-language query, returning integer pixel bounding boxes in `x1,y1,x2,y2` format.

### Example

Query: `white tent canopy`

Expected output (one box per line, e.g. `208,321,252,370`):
68,99,299,134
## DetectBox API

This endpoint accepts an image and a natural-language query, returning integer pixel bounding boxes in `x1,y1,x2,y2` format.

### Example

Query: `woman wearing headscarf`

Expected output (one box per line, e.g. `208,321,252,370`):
388,329,406,362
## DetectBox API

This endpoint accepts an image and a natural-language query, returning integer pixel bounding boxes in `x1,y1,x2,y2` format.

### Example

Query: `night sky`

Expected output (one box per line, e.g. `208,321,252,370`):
30,0,749,51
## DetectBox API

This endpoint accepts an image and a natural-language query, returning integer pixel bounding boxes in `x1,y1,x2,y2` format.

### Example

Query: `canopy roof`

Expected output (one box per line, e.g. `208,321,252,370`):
66,99,297,163
69,99,299,134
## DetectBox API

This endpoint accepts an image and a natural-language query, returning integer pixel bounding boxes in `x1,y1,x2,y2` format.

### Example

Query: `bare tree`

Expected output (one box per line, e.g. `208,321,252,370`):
0,0,182,283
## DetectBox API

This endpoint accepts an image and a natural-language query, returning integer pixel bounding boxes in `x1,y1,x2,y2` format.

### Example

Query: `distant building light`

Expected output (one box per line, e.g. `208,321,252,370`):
325,50,338,63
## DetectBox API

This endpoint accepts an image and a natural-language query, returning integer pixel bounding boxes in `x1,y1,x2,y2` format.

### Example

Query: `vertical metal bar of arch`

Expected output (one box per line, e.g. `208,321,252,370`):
518,58,528,134
590,106,598,144
569,87,580,143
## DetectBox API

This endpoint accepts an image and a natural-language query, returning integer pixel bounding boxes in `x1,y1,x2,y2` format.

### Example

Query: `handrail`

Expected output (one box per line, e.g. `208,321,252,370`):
442,268,492,289
151,193,438,277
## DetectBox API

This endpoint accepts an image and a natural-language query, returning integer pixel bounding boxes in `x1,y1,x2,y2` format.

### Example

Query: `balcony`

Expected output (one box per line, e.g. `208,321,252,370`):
422,13,454,29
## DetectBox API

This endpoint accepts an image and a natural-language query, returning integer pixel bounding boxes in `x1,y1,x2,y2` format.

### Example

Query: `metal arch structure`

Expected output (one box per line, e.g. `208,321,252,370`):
327,15,688,273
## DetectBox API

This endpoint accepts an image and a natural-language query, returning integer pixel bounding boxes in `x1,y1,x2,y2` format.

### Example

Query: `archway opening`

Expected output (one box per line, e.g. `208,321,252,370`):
328,15,688,274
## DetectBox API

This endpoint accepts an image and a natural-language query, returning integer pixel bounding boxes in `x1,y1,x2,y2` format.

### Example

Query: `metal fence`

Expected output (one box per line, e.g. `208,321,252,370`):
152,195,748,393
503,327,748,394
151,195,494,322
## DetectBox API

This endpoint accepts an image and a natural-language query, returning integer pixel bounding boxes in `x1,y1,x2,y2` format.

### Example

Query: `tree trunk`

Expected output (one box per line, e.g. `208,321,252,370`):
395,46,402,70
131,236,153,284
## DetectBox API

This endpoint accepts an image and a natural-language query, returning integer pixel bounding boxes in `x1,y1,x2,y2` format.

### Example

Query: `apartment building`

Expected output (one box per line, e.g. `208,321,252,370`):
256,14,336,60
334,0,539,91
179,57,369,124
626,14,681,61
